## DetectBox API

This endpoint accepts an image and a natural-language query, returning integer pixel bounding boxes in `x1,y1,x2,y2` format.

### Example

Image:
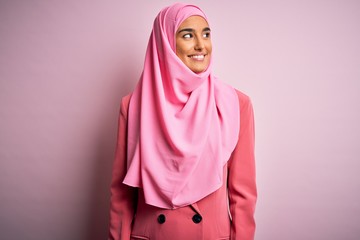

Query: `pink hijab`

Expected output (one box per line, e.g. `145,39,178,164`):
123,3,240,209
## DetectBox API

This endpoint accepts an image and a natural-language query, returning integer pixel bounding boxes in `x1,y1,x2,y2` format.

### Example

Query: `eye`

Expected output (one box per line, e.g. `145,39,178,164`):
182,33,193,39
203,32,211,38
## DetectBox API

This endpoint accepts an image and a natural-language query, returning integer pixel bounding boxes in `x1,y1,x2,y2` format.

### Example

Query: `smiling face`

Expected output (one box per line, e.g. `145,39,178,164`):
175,16,212,73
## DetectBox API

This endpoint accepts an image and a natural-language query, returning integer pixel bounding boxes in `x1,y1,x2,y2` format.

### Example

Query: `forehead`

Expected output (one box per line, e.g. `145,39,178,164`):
177,16,209,30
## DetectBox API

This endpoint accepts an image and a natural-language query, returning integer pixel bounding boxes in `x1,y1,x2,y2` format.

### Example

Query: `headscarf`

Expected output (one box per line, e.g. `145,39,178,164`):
123,3,240,209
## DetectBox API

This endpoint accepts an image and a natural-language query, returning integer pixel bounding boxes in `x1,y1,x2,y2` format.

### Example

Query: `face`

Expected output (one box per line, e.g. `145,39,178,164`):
176,16,212,73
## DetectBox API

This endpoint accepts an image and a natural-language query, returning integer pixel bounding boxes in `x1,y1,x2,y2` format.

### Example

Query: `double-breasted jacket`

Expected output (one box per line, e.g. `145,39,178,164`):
109,90,257,240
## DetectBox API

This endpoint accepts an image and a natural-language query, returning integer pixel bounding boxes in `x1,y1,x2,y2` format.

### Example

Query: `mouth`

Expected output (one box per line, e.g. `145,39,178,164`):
188,54,206,61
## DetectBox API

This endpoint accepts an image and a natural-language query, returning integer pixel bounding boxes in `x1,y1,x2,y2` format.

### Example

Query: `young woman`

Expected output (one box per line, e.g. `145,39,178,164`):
109,3,257,240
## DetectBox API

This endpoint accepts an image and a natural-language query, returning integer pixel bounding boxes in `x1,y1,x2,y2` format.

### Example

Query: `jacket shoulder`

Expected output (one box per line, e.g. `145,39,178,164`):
234,89,252,109
119,93,132,118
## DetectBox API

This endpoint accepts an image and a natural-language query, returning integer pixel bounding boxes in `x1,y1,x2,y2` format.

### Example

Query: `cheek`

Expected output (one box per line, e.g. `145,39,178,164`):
175,47,187,64
176,50,189,64
176,44,185,59
206,42,212,53
176,41,192,55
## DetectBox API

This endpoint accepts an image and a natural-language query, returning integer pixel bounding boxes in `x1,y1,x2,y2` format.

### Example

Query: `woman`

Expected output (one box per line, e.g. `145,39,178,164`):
109,3,257,240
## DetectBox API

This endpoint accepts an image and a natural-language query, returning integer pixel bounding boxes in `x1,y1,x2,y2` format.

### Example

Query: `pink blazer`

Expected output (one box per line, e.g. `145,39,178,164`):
108,90,257,240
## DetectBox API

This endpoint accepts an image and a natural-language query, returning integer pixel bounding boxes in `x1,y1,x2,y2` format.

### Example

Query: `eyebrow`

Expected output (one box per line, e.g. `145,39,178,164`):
177,27,211,34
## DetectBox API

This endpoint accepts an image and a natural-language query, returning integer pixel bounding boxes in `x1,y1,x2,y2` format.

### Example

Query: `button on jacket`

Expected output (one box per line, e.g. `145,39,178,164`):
109,90,257,240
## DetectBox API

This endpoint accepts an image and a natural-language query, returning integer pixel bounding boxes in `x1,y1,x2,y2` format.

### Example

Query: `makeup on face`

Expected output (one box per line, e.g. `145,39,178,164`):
176,16,212,73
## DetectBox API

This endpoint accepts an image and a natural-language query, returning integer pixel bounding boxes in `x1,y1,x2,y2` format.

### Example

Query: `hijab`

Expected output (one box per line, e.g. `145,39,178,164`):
123,3,240,209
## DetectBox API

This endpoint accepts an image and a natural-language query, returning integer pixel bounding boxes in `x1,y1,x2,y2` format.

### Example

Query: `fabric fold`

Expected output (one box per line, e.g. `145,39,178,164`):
123,3,240,209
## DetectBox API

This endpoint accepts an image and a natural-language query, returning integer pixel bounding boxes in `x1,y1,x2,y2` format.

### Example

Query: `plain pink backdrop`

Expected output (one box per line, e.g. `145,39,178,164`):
1,0,359,239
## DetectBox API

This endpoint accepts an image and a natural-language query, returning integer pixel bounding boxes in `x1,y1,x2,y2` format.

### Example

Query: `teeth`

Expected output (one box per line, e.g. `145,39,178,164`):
191,55,205,60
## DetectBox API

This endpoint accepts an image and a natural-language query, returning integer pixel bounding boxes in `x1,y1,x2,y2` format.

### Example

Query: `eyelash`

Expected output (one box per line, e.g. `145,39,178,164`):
182,32,211,39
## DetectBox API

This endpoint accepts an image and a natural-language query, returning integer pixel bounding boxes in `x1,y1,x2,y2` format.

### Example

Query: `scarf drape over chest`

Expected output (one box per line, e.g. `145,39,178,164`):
123,3,240,209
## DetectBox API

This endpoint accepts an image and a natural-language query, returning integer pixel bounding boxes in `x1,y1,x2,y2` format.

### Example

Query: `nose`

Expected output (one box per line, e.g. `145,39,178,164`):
194,37,205,50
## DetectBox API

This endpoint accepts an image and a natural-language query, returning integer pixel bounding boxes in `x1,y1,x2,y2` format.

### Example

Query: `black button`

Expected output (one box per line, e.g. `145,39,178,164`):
157,214,166,224
192,214,202,224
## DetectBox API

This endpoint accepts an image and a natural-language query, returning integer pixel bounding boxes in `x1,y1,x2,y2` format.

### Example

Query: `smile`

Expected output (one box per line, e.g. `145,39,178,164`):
189,54,206,60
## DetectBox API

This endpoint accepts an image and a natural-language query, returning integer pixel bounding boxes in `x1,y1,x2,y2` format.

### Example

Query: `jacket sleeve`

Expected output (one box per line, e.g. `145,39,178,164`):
108,96,137,240
228,92,257,240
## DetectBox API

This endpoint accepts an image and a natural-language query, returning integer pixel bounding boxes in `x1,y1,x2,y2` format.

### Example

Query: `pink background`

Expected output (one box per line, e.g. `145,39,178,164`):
1,0,359,239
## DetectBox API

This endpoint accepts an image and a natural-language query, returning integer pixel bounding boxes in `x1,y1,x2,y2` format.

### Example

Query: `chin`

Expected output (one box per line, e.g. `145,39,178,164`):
190,65,208,73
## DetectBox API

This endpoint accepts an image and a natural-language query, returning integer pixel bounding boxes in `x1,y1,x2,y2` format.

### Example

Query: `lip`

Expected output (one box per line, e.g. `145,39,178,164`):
188,54,207,61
